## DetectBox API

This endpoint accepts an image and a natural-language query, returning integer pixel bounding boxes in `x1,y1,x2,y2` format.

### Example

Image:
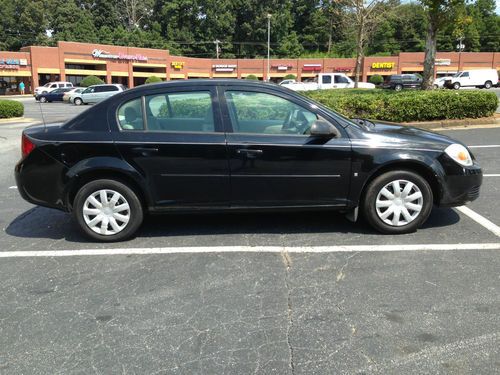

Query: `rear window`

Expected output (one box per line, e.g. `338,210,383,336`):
118,98,144,131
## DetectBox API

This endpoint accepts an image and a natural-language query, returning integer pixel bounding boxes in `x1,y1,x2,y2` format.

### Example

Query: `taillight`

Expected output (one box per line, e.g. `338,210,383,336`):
21,133,35,158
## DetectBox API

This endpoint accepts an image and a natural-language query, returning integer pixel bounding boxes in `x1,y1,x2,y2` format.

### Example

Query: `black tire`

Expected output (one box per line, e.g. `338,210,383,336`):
74,97,83,105
453,82,460,90
394,84,403,91
484,81,492,89
39,96,47,103
362,170,433,234
73,179,143,242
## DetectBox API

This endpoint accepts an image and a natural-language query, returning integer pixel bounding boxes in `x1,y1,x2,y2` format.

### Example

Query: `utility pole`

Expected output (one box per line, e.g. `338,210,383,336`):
214,40,221,59
457,36,465,72
267,14,272,82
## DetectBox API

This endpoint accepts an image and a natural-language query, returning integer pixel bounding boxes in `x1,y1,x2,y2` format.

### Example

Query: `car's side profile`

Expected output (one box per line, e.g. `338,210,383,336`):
16,80,482,241
36,87,72,103
381,74,423,91
72,84,126,105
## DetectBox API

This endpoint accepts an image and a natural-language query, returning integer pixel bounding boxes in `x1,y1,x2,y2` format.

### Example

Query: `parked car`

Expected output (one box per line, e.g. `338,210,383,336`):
63,87,84,102
35,87,72,103
15,80,482,241
33,81,73,96
433,76,453,89
444,69,499,89
280,73,375,91
381,74,422,91
72,84,126,105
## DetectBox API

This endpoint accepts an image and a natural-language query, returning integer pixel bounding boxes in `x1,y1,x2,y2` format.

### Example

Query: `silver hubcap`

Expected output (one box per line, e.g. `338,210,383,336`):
375,180,423,227
83,189,130,236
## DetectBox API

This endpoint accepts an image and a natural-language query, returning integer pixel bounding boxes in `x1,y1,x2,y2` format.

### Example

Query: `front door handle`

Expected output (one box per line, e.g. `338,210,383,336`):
236,149,263,159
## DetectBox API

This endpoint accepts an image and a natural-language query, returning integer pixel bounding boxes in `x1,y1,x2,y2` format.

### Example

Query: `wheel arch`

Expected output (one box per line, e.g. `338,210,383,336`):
358,160,443,206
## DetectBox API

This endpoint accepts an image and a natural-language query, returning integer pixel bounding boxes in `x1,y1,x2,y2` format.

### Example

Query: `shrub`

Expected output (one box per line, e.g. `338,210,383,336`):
0,100,24,118
245,74,259,80
80,76,105,87
284,74,296,80
303,89,498,122
369,74,384,85
145,76,163,84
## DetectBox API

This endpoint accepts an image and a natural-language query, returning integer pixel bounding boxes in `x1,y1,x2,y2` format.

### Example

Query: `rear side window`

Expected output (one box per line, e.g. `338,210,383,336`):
322,75,332,84
145,91,214,132
103,86,119,92
117,98,144,131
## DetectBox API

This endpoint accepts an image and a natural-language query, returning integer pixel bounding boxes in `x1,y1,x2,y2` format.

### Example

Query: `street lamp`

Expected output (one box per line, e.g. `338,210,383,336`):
267,13,272,82
214,39,221,59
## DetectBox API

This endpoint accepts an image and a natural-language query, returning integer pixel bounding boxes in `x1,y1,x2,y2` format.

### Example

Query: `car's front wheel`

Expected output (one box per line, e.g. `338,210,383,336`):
484,81,492,89
73,179,143,241
363,170,433,234
39,96,47,103
453,82,460,90
74,98,83,105
394,84,403,91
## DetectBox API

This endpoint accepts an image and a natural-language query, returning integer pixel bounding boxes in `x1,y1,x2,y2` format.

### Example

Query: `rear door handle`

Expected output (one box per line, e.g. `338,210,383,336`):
131,147,159,154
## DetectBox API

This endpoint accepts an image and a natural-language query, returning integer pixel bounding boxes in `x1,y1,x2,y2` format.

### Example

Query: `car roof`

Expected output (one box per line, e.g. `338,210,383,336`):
125,79,277,95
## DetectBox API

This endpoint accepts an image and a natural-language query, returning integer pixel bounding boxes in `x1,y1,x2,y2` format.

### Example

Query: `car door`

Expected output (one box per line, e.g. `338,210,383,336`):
220,86,352,207
111,86,230,209
334,75,350,89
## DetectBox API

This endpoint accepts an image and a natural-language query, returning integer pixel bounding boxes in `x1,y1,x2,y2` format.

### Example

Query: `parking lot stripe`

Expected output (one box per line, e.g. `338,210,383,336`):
468,145,500,148
455,206,500,237
483,174,500,177
0,243,499,258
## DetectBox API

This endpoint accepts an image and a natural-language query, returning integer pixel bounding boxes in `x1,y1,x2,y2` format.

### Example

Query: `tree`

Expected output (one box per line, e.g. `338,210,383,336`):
245,74,258,80
80,76,105,87
123,0,154,30
284,74,297,80
420,0,466,90
343,0,390,87
278,32,304,58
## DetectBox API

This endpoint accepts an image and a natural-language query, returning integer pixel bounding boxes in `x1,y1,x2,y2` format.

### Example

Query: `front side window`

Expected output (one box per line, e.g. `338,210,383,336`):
335,76,349,84
461,72,469,78
224,91,318,135
145,91,214,132
117,98,144,131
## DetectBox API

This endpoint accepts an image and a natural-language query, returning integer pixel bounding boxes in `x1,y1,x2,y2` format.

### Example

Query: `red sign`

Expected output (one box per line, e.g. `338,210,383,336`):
302,64,322,72
0,64,19,70
333,67,352,72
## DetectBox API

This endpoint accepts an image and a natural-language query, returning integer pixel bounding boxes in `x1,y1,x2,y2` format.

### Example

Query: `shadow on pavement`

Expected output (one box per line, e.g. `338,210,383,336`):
5,205,461,244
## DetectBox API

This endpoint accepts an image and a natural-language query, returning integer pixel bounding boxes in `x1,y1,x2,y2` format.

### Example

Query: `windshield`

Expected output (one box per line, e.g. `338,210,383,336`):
453,72,462,78
43,83,50,87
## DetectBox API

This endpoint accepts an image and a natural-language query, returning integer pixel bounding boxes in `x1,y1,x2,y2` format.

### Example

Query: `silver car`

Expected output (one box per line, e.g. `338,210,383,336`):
73,84,126,105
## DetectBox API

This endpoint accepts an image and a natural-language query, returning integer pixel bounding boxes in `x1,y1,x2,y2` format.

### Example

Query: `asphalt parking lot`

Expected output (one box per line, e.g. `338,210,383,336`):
0,101,499,373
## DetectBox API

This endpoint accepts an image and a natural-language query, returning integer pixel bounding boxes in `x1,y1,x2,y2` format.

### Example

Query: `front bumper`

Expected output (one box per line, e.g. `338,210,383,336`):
438,155,482,207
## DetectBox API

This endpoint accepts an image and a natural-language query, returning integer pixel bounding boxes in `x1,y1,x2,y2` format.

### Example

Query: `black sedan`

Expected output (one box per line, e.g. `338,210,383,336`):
36,88,72,103
16,80,482,241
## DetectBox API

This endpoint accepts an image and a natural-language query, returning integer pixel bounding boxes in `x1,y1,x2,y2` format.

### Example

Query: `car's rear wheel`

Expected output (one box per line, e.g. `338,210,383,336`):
74,97,83,105
394,84,403,91
39,96,47,103
73,179,143,242
363,170,433,234
484,81,492,89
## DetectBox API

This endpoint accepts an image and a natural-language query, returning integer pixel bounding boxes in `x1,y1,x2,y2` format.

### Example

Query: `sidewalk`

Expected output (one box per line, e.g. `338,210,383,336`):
0,94,33,99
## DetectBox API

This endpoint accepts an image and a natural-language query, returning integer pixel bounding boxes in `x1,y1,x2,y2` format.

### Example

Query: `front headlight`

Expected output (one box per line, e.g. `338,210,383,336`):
444,144,473,166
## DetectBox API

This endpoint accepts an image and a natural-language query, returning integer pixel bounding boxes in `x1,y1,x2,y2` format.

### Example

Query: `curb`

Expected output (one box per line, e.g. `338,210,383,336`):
0,117,38,124
403,117,500,130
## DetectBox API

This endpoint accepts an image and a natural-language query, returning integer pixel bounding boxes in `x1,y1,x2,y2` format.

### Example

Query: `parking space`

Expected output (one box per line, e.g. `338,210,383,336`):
7,96,88,124
0,123,499,373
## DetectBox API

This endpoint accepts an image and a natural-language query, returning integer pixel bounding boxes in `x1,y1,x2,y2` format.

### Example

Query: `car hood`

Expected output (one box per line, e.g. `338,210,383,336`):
350,120,459,151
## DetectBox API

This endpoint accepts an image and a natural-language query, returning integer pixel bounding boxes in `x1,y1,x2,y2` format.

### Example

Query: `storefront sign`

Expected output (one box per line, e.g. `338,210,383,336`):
302,64,322,71
213,64,237,72
371,62,395,69
171,61,184,69
333,67,353,72
92,49,148,62
0,58,27,68
272,64,293,71
435,58,451,66
0,64,19,70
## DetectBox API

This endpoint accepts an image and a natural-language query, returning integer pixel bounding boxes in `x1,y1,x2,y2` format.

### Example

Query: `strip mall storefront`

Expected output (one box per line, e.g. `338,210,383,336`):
1,41,499,94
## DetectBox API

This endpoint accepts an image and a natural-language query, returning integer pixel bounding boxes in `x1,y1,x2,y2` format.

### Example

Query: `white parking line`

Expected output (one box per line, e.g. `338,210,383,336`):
484,174,500,177
455,206,500,237
468,145,500,148
0,243,499,258
8,186,17,189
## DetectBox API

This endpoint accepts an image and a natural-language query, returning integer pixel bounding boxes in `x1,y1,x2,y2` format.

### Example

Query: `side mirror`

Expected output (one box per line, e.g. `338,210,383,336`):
310,119,338,137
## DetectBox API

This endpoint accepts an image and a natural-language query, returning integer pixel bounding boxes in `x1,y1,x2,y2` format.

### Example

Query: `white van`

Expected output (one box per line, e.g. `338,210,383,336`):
34,81,73,96
445,69,499,89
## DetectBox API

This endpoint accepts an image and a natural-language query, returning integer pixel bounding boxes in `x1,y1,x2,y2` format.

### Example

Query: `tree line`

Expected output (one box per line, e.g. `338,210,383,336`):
0,0,498,59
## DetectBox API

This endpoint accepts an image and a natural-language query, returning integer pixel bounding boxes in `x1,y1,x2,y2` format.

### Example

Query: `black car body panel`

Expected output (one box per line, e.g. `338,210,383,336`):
381,74,423,90
16,80,482,219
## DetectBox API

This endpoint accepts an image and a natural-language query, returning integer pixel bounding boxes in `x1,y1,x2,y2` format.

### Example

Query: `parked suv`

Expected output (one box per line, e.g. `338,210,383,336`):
72,84,126,105
34,81,73,96
381,74,422,91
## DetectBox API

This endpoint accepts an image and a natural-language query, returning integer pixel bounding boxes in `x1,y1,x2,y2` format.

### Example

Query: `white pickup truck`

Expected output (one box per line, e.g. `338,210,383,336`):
279,73,375,91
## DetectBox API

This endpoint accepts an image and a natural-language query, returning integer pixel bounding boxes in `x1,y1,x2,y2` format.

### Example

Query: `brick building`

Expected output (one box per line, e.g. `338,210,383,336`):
1,41,499,94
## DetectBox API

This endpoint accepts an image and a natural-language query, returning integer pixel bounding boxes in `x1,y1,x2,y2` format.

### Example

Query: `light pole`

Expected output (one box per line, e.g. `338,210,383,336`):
214,39,221,59
267,13,272,82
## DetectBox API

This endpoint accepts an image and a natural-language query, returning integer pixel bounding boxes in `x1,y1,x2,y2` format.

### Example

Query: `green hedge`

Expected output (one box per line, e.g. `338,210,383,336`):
0,100,24,119
303,89,499,122
145,76,162,84
80,75,105,87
